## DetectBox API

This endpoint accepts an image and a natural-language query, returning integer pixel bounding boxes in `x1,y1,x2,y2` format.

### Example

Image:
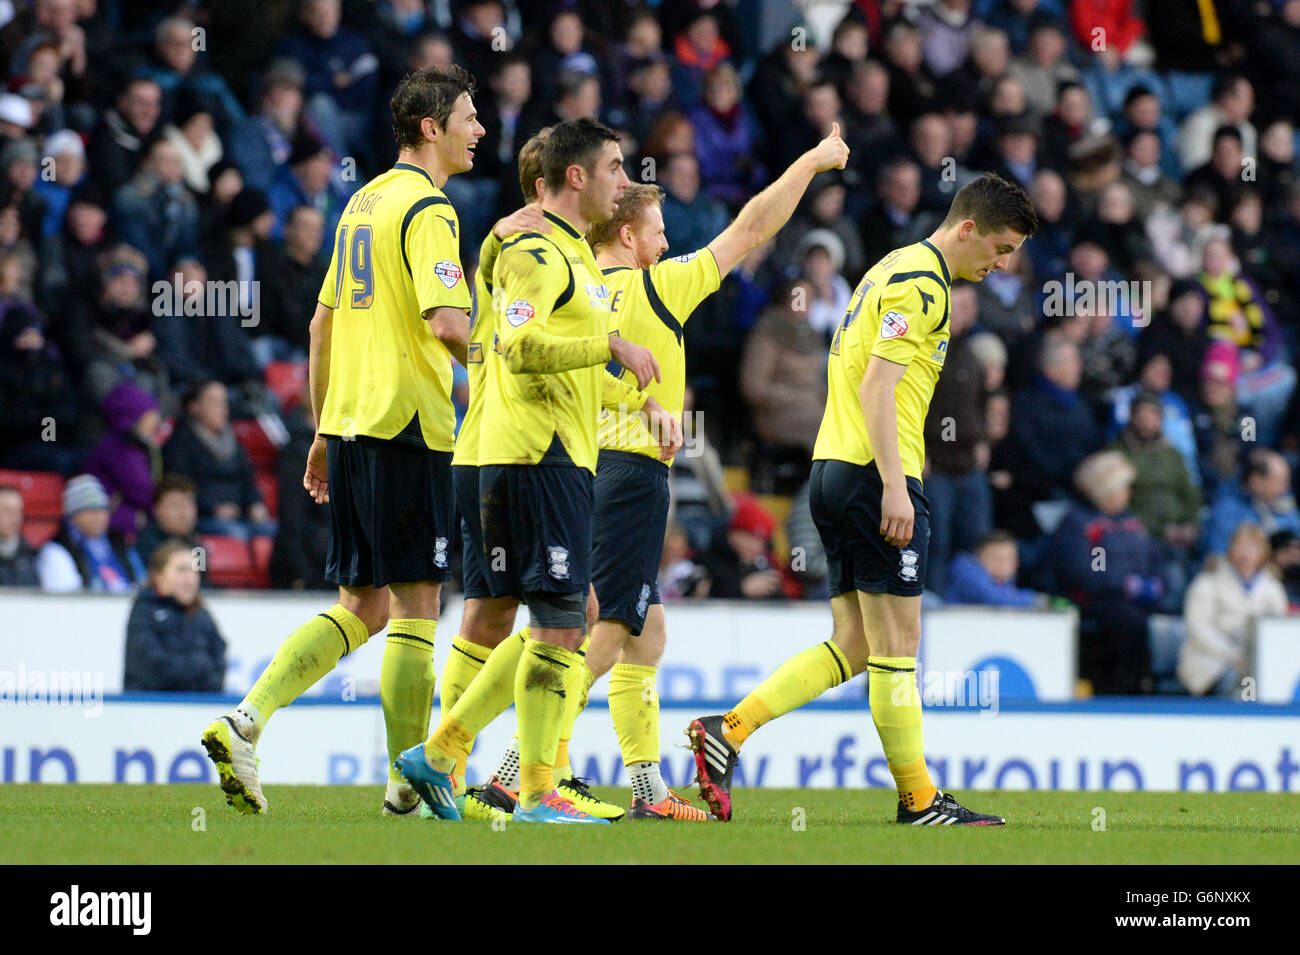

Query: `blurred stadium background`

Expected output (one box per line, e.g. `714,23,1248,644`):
2,0,1300,794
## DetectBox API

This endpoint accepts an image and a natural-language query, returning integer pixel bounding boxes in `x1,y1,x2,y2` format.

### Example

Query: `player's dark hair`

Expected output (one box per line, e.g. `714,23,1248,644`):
541,117,620,192
390,64,477,151
518,126,552,202
941,173,1038,237
588,183,663,248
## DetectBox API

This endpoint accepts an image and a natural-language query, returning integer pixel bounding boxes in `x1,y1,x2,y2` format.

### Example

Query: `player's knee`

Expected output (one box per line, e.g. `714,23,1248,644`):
526,590,586,632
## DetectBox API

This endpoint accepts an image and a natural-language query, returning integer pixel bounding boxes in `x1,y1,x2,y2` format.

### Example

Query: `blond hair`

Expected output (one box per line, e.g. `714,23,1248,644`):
588,182,664,249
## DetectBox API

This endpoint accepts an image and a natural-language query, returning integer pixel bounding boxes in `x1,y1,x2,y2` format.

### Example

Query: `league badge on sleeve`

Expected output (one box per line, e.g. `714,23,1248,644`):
505,299,535,327
434,260,463,289
880,310,909,340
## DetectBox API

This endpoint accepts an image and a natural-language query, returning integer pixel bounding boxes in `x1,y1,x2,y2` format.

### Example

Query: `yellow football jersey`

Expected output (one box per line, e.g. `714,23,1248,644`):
317,162,471,451
477,210,617,473
451,231,503,467
812,239,952,479
597,249,721,465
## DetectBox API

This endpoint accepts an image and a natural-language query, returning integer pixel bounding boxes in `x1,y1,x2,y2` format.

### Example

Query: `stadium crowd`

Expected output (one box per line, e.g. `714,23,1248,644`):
1,0,1300,696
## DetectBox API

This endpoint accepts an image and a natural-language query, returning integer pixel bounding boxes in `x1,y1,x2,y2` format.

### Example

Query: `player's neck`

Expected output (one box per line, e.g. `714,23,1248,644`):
542,193,588,235
595,244,636,270
925,226,960,279
397,148,451,189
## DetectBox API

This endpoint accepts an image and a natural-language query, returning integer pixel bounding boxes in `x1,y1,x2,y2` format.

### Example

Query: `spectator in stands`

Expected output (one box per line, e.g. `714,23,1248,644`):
258,205,326,362
1138,278,1208,405
37,474,144,593
80,244,170,405
37,179,109,331
772,174,866,283
0,264,83,473
795,230,851,339
139,14,244,134
916,0,978,79
1147,187,1220,278
1109,390,1199,552
990,113,1041,190
32,128,85,240
89,77,162,196
1051,450,1162,694
1179,523,1287,696
658,518,709,599
162,380,272,541
268,132,347,250
84,381,161,537
1184,126,1249,221
134,474,200,566
924,283,993,595
670,10,731,108
689,62,763,208
698,496,785,600
1257,119,1299,217
1203,449,1300,555
2,137,48,242
225,60,308,192
123,538,227,692
841,60,898,185
160,89,223,195
945,529,1042,607
740,276,828,471
1193,341,1246,496
1178,74,1256,174
818,12,870,95
619,53,677,149
1026,168,1072,286
274,0,379,172
859,157,939,268
1268,529,1300,610
910,112,962,214
0,484,39,587
1008,334,1103,523
1008,18,1079,117
112,137,200,280
269,389,330,591
1120,129,1181,221
659,150,727,258
974,247,1037,342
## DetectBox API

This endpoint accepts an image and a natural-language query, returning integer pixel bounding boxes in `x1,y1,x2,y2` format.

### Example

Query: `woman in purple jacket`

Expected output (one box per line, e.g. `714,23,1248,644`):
688,62,764,208
85,381,162,537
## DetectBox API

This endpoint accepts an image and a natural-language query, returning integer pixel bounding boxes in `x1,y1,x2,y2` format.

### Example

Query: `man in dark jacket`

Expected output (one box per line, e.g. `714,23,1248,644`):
0,485,39,587
698,498,786,600
922,283,991,594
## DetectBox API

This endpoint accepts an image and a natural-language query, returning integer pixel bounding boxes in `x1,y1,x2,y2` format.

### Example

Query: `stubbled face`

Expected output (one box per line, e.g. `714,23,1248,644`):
432,92,484,175
627,203,668,268
580,140,630,224
958,223,1026,281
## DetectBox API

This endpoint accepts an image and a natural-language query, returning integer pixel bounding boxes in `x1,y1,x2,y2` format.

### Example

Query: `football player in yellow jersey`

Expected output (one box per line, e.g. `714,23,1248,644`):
202,65,482,816
688,174,1038,825
547,126,849,821
396,118,683,823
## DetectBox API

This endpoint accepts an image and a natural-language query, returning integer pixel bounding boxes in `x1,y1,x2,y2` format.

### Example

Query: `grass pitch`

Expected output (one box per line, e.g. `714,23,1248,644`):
2,785,1296,864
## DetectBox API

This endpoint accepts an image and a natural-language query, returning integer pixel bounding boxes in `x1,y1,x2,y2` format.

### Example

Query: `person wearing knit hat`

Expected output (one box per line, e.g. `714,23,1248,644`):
695,495,785,601
36,474,145,593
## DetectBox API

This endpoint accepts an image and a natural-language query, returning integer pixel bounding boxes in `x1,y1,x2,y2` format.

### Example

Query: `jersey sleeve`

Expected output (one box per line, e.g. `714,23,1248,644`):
868,274,947,366
645,248,722,323
405,199,472,316
601,367,648,412
493,234,611,374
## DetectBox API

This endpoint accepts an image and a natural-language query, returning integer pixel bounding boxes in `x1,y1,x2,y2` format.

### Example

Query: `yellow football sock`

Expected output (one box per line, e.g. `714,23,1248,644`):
610,662,659,765
440,634,491,787
868,656,936,811
553,637,593,786
516,639,582,808
381,620,437,784
425,626,528,770
242,604,369,739
723,641,851,749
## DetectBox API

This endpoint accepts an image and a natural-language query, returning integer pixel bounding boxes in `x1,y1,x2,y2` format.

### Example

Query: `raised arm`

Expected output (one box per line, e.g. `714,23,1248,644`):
707,123,849,277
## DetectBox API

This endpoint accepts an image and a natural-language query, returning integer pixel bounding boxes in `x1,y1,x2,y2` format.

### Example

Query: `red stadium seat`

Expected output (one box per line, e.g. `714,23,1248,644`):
251,534,273,575
23,517,59,549
0,469,65,519
265,360,307,411
199,534,262,589
233,419,277,469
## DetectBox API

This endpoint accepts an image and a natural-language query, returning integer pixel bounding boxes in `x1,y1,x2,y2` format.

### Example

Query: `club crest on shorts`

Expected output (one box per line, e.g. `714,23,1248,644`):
505,299,534,327
434,537,448,568
547,545,570,581
635,582,651,618
899,548,920,582
434,260,462,289
880,310,908,340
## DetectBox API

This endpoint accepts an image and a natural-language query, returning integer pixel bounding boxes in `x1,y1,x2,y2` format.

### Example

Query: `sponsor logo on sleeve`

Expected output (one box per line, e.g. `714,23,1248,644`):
505,299,535,327
434,260,463,289
672,251,698,263
880,310,909,339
